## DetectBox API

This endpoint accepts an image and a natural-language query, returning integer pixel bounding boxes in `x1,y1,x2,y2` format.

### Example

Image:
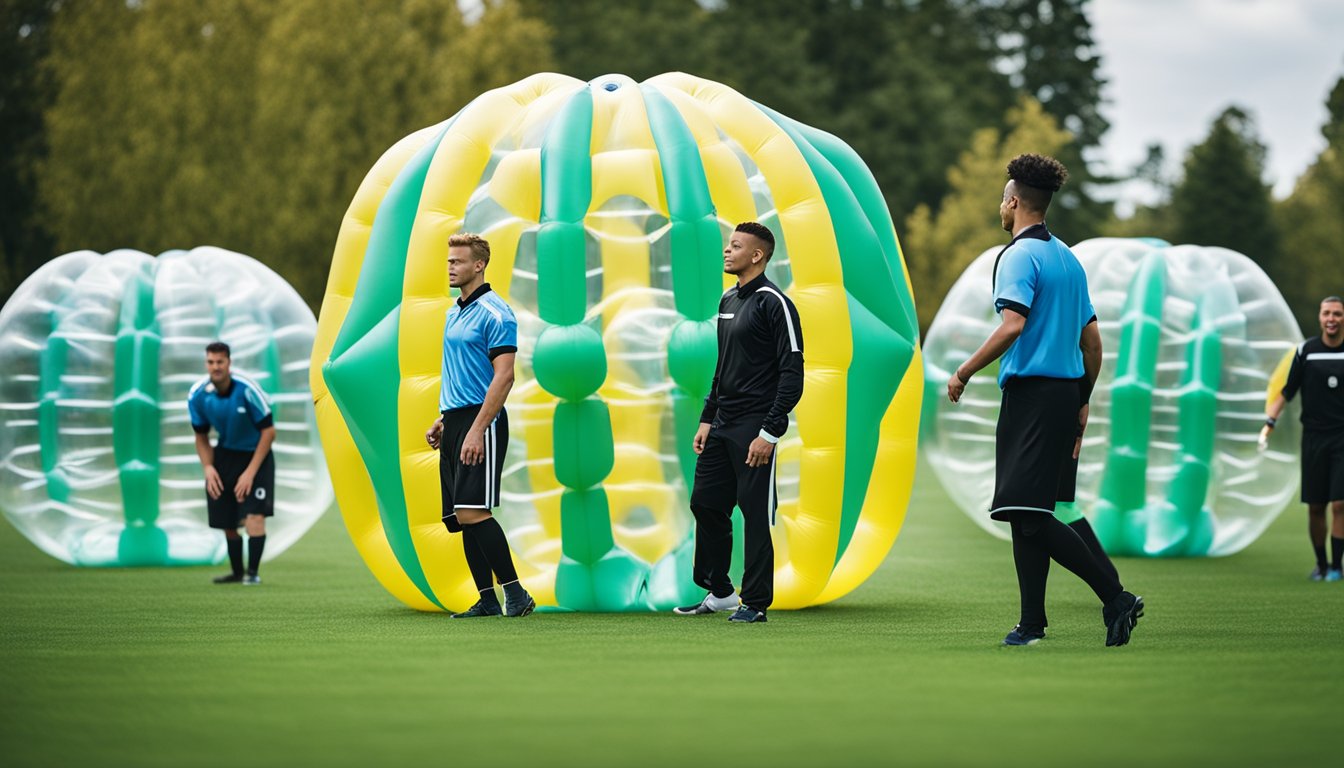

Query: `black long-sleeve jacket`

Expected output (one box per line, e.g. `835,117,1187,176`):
699,273,805,441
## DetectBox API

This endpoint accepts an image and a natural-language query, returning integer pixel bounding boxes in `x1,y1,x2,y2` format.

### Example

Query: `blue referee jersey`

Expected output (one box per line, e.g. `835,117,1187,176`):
187,374,273,451
440,283,518,412
991,224,1095,388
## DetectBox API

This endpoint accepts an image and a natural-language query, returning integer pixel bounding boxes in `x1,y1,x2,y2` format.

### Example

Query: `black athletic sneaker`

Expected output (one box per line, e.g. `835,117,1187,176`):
1310,565,1328,582
505,593,535,618
728,605,767,623
1002,625,1045,646
242,574,262,586
451,599,503,618
1103,592,1144,647
213,573,244,584
673,593,740,615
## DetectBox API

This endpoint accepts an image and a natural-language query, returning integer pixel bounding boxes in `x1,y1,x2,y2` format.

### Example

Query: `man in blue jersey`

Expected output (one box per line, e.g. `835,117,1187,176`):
189,342,276,585
424,233,533,619
947,154,1143,647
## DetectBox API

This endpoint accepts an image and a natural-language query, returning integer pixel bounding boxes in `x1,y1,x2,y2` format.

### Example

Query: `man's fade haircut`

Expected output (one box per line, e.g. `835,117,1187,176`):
1006,153,1068,213
734,221,776,260
1322,295,1343,307
448,232,491,264
205,341,230,358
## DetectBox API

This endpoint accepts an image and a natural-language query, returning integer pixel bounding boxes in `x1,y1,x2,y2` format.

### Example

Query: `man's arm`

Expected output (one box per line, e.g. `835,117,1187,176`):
1260,347,1303,450
1075,319,1102,459
748,296,804,467
461,352,515,466
946,308,1027,403
194,431,223,500
234,426,276,502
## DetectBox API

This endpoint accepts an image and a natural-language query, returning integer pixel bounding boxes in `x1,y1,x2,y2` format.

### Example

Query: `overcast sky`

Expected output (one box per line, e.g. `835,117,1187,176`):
1090,0,1344,206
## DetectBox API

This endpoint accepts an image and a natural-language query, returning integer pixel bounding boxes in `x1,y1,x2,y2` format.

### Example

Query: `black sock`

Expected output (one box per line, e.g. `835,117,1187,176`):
226,536,243,576
247,535,266,576
467,517,520,586
1019,512,1123,605
1068,518,1120,582
460,525,496,595
1009,517,1050,631
1331,537,1344,570
1314,544,1328,570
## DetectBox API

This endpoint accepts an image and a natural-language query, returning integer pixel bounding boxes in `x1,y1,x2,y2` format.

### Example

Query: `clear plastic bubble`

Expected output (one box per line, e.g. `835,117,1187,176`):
0,247,331,566
922,238,1302,556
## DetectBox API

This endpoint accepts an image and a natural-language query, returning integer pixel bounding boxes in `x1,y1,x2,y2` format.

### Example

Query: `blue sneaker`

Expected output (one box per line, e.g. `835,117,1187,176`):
728,605,767,623
1327,568,1343,583
1310,566,1328,582
1002,625,1045,646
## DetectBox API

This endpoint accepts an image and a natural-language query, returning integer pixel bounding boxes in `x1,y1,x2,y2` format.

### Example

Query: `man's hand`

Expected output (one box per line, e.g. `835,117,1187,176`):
693,423,711,455
234,467,257,502
746,437,775,467
204,465,223,500
1074,404,1090,460
426,417,443,450
1257,424,1272,452
947,369,967,403
461,428,485,466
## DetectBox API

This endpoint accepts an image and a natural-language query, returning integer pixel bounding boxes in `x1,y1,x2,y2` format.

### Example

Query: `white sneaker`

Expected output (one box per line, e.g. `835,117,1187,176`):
673,592,740,615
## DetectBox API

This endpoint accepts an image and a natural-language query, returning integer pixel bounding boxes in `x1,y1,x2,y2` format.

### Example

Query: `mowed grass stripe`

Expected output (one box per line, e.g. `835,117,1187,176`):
2,460,1341,767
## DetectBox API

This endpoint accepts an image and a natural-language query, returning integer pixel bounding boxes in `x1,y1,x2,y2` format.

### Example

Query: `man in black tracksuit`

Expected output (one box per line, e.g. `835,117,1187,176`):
673,221,804,623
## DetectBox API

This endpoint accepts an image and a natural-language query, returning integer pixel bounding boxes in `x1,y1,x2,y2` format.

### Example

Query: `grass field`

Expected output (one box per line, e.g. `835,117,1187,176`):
3,463,1342,767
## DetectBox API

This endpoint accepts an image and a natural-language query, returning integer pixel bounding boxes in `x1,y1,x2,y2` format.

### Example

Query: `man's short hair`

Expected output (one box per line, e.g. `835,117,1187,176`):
1007,153,1068,213
734,221,776,260
448,232,491,264
205,341,230,358
1322,295,1343,306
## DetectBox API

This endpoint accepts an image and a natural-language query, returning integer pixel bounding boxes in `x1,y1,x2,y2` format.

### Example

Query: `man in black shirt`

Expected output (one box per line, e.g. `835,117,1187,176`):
1262,295,1344,581
673,222,804,623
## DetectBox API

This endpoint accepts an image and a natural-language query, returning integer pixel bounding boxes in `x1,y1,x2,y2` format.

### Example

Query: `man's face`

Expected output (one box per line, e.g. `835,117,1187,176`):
722,232,763,276
1321,300,1343,340
205,352,230,384
999,181,1019,233
447,246,482,289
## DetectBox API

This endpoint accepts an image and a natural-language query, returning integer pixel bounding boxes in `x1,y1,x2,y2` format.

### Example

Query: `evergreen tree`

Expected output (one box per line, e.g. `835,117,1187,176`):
1169,106,1279,268
1275,74,1344,334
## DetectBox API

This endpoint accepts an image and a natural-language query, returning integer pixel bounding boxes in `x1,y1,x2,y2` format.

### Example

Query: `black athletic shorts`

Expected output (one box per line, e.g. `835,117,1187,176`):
689,419,778,524
990,376,1080,521
1302,429,1344,504
207,447,275,529
440,404,508,532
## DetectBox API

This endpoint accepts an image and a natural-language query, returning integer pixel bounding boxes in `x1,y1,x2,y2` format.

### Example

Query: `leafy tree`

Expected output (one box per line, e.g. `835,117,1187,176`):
903,96,1071,332
1169,106,1279,269
1275,74,1344,334
1100,144,1176,241
37,0,551,308
0,0,58,305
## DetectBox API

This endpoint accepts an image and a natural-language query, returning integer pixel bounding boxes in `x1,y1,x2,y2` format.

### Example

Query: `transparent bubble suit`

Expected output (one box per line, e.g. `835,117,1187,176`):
0,248,330,566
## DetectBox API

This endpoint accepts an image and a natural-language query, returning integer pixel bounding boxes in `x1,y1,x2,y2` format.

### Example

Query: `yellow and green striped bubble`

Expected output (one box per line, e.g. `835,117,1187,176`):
311,73,921,611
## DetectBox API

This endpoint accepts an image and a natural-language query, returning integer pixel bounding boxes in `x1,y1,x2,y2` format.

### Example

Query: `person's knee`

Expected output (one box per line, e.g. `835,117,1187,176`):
457,508,490,526
223,527,241,539
690,503,729,522
1012,512,1045,537
1308,504,1327,517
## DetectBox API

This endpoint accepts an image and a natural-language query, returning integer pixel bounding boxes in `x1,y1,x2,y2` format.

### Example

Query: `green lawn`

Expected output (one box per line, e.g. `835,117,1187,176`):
2,464,1341,767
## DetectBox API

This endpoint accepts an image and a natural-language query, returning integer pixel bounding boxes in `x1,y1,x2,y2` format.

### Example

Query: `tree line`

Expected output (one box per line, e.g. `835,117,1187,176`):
1,0,1339,336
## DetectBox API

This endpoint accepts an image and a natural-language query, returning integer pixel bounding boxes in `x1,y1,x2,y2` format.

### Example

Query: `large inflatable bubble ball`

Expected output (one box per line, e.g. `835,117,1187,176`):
0,248,331,566
922,238,1302,557
313,72,922,612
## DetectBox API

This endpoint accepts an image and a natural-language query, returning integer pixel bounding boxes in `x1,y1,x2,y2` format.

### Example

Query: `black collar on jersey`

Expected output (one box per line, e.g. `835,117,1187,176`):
212,377,234,398
457,282,493,308
736,272,770,296
992,222,1052,293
